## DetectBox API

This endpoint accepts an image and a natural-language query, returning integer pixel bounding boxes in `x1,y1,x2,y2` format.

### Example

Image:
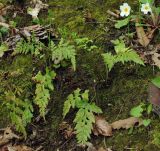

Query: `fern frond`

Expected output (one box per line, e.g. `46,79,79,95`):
102,53,116,71
33,69,56,118
5,91,33,137
13,36,44,56
63,89,102,145
116,49,144,65
50,38,76,70
102,39,144,71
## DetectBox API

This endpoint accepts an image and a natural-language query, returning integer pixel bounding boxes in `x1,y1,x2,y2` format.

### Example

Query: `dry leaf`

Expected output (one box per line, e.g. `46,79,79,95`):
7,145,33,151
111,117,139,130
136,19,150,47
0,127,20,146
93,116,112,136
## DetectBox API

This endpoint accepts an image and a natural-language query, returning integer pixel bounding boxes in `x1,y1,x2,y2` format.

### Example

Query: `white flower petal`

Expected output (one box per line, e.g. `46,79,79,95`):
123,3,129,7
120,11,125,17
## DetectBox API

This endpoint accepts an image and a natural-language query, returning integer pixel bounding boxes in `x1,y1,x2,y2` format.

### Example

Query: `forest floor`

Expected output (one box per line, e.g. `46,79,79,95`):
0,0,160,151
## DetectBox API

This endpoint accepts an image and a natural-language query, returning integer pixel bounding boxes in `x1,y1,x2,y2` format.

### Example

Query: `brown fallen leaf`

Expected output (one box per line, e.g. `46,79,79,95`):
135,19,150,47
93,116,112,136
7,145,33,151
111,117,140,130
0,127,20,146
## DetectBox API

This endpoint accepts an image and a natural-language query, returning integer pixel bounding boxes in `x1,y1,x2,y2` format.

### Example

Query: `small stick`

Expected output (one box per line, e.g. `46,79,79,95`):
107,10,119,18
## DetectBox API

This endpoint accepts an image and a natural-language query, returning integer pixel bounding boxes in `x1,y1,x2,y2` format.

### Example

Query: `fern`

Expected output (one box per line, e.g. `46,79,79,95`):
33,68,56,118
0,43,8,57
5,91,33,137
63,89,102,145
102,39,144,71
13,35,44,56
50,38,76,70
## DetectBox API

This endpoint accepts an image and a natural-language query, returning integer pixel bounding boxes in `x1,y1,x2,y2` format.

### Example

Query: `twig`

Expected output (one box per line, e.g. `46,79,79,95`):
107,10,119,18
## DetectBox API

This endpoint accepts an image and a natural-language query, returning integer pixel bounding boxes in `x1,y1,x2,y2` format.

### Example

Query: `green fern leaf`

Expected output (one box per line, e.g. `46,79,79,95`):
63,89,102,145
102,53,116,71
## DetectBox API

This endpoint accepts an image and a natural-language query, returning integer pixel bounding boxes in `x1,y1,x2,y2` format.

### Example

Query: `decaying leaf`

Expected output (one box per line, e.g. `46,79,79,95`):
93,116,112,136
59,121,75,139
0,127,20,146
136,25,150,47
135,19,150,47
27,0,48,19
111,117,140,130
151,52,160,68
6,145,33,151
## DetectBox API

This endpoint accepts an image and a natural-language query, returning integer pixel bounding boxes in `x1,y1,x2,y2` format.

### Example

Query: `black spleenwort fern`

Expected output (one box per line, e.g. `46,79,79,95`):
63,88,102,145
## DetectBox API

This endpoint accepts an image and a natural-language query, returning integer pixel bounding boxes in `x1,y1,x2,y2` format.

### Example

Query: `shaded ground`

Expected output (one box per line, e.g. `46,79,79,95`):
0,0,160,151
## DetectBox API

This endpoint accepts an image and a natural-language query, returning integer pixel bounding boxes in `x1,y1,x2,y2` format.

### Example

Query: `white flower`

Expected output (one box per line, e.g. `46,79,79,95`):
141,3,152,14
120,3,131,17
27,7,40,19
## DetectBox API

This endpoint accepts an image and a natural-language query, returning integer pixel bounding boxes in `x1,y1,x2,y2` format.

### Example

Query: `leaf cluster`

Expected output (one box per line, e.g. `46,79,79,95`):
50,38,76,70
13,35,45,56
63,88,102,145
5,91,33,137
130,103,152,127
33,68,56,118
102,39,144,71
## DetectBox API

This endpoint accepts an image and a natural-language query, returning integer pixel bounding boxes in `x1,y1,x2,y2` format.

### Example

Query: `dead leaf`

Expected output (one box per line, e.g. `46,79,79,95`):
7,145,33,151
0,127,20,146
135,19,150,47
59,122,75,139
111,117,139,130
93,116,112,136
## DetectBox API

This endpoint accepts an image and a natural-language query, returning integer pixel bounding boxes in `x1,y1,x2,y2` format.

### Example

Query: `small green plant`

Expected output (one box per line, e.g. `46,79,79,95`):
151,76,160,88
13,35,45,56
4,91,33,137
102,39,144,71
33,68,56,118
50,38,76,70
130,103,152,127
63,88,102,145
0,43,8,57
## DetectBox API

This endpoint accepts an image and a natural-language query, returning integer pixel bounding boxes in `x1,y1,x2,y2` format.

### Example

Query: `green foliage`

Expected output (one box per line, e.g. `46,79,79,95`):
5,91,33,137
152,130,160,147
115,17,130,29
151,76,160,88
33,68,56,118
75,37,97,51
0,43,8,57
102,39,144,71
13,35,45,56
50,38,76,70
130,103,152,127
63,88,102,145
130,103,144,117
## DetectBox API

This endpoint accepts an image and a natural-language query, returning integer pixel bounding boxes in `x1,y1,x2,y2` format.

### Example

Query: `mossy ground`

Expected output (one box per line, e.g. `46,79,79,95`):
0,0,160,150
